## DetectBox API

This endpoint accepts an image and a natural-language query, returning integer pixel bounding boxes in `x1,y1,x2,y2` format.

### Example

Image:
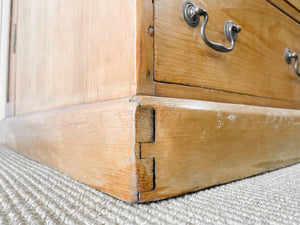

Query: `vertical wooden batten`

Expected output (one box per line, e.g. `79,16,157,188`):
5,0,17,117
136,0,155,96
0,0,11,120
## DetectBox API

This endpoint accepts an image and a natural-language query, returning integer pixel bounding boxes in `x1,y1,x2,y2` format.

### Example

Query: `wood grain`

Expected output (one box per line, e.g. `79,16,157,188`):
286,0,300,12
136,107,155,143
267,0,300,23
1,98,141,202
136,0,155,96
155,82,300,110
135,107,155,194
154,0,300,102
3,0,300,203
14,0,137,115
0,97,157,202
133,96,300,202
1,95,300,202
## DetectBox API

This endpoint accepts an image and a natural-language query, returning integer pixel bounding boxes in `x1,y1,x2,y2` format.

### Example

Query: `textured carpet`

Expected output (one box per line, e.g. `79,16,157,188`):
0,145,299,225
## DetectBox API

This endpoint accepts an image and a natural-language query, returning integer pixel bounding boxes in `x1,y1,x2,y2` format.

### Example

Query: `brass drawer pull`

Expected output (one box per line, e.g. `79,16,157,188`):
285,48,300,77
182,1,241,53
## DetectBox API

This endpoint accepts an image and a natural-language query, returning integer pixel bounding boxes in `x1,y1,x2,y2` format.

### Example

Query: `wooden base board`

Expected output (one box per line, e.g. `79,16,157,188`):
1,96,300,202
0,97,155,202
133,96,300,202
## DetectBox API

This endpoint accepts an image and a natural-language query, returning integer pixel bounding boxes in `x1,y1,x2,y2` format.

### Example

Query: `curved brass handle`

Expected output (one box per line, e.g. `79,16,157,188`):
285,48,300,78
182,1,241,53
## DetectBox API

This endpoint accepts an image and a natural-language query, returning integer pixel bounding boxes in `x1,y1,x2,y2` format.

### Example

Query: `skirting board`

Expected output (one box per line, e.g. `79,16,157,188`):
1,96,300,202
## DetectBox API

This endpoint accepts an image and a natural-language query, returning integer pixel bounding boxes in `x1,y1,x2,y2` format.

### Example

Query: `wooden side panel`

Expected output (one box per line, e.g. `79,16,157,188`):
0,98,140,202
134,96,300,202
155,82,300,110
154,0,300,102
14,0,136,115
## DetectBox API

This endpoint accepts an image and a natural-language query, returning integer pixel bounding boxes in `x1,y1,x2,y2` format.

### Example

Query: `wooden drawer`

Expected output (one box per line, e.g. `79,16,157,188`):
267,0,300,23
154,0,300,102
287,0,300,11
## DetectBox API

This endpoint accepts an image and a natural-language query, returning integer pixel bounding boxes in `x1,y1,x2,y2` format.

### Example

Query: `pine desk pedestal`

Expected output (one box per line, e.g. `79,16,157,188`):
1,0,300,202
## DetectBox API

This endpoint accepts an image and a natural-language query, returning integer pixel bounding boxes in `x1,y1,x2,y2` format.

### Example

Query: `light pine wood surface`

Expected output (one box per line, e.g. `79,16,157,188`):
1,98,142,202
2,96,300,202
7,0,156,116
6,0,300,115
133,96,300,202
136,0,155,96
267,0,300,23
154,0,300,102
1,0,300,203
286,0,300,12
0,97,156,202
13,0,137,115
155,82,300,110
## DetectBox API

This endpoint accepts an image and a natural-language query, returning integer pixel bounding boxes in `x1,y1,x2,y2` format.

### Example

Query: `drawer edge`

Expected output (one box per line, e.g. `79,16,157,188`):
154,81,300,110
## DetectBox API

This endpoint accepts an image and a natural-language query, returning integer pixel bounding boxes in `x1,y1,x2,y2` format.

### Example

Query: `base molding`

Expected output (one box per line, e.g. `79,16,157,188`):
1,96,300,202
1,97,143,202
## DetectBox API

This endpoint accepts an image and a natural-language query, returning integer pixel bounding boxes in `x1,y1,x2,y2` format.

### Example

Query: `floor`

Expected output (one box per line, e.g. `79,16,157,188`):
0,144,299,225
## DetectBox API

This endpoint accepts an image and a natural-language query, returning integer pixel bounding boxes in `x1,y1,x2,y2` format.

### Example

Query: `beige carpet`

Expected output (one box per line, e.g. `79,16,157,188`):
0,145,299,225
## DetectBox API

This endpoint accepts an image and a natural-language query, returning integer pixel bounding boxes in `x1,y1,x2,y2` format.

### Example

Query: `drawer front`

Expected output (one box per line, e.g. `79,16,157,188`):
154,0,300,102
267,0,300,23
287,0,300,11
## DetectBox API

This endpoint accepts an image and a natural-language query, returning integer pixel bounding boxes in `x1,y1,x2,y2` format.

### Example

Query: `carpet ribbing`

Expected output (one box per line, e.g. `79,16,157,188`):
0,145,299,225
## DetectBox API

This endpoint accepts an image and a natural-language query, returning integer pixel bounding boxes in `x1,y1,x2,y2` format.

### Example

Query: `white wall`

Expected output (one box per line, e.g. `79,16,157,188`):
0,0,11,120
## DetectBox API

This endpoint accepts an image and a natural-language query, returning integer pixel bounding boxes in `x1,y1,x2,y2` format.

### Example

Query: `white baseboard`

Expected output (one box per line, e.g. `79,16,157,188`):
0,0,11,120
0,102,5,120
